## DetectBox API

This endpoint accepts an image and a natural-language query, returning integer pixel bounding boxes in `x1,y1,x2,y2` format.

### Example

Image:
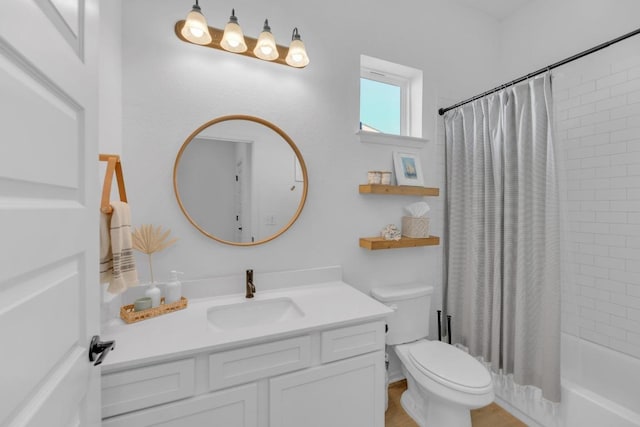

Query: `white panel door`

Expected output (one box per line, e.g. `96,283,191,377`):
0,0,101,426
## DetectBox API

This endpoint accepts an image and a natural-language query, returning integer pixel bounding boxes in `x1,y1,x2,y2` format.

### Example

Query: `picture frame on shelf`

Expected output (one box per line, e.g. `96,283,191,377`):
393,151,424,186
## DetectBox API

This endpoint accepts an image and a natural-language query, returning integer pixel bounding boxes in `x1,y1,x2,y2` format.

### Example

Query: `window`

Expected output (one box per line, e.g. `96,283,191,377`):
359,55,423,140
360,75,405,135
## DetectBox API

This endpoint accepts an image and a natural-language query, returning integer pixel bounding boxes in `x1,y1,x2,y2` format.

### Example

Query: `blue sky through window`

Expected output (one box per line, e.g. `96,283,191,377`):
360,78,401,135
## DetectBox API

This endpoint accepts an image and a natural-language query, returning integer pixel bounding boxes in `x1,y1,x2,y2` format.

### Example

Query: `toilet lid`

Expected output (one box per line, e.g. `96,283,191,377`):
408,341,492,393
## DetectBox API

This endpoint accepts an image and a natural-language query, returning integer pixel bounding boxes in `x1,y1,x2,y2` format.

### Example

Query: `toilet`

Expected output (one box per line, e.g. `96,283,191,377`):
371,283,494,427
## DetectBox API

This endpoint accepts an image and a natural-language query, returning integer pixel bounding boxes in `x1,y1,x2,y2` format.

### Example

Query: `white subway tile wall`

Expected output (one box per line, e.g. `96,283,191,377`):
555,38,640,359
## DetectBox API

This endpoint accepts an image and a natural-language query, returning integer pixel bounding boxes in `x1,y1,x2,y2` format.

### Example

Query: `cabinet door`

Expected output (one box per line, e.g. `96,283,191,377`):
269,352,385,427
102,383,257,427
102,358,195,418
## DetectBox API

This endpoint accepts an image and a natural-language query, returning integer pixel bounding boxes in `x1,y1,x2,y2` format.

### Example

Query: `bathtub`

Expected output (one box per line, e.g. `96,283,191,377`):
496,333,640,426
560,334,640,427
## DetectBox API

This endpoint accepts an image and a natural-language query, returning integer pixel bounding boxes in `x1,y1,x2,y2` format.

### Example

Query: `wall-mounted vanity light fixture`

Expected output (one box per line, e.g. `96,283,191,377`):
176,1,310,68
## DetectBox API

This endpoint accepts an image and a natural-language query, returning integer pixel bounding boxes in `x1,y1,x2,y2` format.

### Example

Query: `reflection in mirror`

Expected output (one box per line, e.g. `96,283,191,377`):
174,115,308,246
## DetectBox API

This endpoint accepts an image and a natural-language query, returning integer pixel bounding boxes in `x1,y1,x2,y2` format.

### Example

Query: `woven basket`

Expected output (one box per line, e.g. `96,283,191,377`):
401,216,430,238
120,297,188,324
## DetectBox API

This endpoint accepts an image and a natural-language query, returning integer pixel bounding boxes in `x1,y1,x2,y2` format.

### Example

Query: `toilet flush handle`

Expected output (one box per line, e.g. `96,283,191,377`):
388,304,398,311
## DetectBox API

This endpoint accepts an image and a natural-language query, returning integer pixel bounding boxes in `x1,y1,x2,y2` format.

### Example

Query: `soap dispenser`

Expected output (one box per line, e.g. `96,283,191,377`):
165,270,183,304
145,283,161,308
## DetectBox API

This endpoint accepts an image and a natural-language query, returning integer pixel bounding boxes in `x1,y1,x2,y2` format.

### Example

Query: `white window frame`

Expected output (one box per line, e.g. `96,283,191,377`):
359,55,426,148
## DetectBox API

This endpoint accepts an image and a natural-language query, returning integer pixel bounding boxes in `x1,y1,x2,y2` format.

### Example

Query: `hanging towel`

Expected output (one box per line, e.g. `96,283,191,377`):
100,201,138,294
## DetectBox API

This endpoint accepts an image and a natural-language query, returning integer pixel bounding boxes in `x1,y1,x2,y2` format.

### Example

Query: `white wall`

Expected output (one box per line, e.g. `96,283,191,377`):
497,0,640,84
98,0,123,209
498,0,640,360
554,37,640,361
99,0,122,155
120,0,501,325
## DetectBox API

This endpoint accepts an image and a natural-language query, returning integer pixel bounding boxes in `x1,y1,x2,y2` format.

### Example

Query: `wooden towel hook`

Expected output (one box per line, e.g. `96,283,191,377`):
99,154,128,214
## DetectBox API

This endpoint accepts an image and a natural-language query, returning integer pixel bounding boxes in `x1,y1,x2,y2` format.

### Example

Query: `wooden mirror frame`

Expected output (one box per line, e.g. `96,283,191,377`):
173,115,308,246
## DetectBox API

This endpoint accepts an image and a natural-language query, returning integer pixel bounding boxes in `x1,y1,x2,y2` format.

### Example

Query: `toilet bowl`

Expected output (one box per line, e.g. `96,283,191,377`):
395,339,493,426
371,283,494,427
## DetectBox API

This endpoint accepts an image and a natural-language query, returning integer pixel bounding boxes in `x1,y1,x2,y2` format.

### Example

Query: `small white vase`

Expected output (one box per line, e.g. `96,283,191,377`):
145,282,161,307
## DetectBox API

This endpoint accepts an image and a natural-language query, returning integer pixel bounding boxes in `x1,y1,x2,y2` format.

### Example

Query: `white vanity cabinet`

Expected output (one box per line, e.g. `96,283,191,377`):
101,320,386,427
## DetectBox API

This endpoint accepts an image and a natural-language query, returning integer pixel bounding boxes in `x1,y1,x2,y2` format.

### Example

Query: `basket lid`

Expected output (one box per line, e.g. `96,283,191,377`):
370,283,433,303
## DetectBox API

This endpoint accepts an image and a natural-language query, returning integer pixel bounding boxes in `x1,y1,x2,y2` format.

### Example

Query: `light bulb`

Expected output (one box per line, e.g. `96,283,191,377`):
181,1,212,45
189,27,204,38
254,19,279,61
220,9,248,53
285,28,309,68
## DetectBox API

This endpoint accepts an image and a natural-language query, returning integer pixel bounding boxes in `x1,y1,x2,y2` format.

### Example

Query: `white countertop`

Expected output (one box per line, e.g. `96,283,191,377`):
102,281,392,372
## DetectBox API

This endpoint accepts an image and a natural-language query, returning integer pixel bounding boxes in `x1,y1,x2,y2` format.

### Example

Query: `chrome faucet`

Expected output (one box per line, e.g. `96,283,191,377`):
245,269,255,298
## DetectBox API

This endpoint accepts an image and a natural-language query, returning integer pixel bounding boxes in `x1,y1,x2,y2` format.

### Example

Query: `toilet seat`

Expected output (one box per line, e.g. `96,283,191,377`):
407,340,492,395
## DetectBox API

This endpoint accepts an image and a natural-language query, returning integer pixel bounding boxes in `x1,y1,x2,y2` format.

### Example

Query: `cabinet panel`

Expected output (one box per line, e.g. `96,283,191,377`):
102,358,195,418
321,321,385,363
269,351,385,427
102,383,258,427
209,335,311,391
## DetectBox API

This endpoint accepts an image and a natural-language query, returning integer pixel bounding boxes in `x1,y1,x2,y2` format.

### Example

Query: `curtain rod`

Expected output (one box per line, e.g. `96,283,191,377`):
438,26,640,116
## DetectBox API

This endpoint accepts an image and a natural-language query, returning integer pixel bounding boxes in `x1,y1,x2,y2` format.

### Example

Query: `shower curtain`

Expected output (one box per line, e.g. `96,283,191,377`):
443,73,561,403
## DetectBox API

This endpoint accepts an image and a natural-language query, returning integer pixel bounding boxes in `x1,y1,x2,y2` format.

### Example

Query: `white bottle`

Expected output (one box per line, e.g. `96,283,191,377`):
165,270,183,304
145,283,161,308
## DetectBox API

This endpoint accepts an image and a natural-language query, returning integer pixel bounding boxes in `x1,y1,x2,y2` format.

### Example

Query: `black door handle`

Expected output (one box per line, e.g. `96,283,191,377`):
89,335,115,366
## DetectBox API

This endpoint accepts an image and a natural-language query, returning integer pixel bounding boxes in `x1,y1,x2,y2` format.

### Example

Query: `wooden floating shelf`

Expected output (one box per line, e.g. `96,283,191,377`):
359,236,440,250
359,184,439,197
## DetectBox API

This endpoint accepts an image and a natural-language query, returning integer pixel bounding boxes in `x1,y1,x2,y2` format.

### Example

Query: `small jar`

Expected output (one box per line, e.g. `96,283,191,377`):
133,297,152,312
368,171,382,184
380,171,392,185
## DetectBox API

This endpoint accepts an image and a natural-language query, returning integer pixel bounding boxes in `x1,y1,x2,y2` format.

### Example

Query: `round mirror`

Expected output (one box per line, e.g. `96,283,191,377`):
174,115,308,246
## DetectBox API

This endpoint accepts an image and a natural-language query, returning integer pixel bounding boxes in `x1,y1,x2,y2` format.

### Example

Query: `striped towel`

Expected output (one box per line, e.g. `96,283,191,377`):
100,201,138,294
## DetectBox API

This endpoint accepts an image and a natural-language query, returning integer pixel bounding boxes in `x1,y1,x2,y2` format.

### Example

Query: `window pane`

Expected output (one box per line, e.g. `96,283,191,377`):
360,78,401,135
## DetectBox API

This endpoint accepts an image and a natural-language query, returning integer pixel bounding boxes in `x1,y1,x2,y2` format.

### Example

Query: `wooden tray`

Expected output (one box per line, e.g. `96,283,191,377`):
120,297,188,324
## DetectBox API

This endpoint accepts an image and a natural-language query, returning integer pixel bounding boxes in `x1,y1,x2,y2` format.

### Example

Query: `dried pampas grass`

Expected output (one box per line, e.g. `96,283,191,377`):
132,224,178,254
132,224,177,283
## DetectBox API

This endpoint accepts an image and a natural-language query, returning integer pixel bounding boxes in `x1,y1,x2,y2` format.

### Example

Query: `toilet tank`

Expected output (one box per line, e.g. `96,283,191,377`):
371,283,433,345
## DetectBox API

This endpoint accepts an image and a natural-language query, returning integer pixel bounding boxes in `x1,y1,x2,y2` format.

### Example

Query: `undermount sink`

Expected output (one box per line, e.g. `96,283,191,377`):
207,297,304,330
